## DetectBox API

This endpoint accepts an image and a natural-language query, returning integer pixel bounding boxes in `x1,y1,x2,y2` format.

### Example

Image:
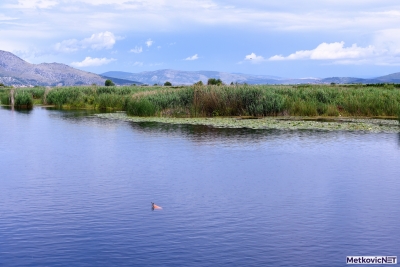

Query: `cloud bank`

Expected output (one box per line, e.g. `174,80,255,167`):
243,39,400,65
269,42,376,61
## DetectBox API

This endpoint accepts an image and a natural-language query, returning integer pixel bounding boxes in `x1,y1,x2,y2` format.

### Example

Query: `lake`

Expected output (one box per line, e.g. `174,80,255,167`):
1,107,399,267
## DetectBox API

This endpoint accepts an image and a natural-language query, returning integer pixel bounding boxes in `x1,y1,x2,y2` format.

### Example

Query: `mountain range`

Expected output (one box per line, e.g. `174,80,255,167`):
1,50,400,87
0,50,136,86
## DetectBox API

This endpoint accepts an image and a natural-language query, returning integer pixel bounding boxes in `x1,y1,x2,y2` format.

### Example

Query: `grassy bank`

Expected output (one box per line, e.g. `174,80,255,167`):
1,84,400,120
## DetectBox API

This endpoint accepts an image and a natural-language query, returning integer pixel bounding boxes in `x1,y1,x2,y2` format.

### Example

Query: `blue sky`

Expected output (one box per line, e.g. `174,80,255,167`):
1,0,400,78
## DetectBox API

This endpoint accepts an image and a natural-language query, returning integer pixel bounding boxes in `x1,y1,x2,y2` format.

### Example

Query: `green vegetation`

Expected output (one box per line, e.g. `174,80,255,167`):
105,79,115,86
1,85,400,121
164,81,172,86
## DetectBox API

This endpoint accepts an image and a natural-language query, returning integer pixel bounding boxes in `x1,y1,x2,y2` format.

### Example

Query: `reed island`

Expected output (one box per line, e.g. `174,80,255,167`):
1,83,400,132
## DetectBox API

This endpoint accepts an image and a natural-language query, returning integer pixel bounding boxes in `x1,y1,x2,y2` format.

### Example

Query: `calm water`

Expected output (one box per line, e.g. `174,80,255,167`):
1,107,400,267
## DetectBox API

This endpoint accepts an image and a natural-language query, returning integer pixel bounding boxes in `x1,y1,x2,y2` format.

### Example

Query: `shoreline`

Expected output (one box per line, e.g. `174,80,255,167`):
95,112,400,133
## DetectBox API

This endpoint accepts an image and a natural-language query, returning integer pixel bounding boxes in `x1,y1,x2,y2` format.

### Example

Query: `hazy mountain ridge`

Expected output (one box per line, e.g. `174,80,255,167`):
103,70,400,85
102,70,287,85
0,50,136,86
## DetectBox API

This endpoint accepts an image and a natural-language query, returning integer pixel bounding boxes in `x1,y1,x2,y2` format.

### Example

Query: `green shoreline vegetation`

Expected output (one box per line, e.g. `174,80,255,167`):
1,83,400,131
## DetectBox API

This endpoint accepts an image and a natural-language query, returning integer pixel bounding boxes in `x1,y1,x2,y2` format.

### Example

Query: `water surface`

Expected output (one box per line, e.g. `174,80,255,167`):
1,107,399,266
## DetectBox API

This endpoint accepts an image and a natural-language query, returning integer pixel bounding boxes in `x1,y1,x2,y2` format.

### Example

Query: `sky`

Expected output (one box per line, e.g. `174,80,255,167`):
1,0,400,78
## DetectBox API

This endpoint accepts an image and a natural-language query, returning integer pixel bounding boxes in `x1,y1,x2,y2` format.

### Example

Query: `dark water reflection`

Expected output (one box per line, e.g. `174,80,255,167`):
1,107,400,267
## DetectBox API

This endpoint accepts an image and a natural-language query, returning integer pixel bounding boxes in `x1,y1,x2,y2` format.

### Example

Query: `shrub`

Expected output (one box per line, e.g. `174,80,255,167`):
105,79,115,86
194,81,203,86
207,78,223,86
164,81,172,86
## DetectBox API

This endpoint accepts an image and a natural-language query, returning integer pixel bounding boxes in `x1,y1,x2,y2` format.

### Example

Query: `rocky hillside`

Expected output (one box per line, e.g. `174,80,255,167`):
0,50,108,86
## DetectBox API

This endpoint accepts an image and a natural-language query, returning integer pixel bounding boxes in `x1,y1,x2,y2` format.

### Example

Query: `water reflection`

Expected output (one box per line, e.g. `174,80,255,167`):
398,132,400,148
127,120,389,148
41,108,399,148
1,105,33,114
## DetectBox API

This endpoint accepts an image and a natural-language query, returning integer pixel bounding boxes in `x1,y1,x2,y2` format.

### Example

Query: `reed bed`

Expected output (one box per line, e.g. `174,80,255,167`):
14,90,33,109
125,85,400,118
1,85,400,119
44,86,163,110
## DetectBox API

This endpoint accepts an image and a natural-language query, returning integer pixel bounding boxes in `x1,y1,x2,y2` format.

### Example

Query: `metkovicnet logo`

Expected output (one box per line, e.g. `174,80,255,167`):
347,256,397,265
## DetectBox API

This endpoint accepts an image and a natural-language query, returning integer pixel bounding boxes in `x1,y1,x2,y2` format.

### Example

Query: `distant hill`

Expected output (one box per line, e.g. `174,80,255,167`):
375,72,400,83
101,76,143,86
0,50,138,87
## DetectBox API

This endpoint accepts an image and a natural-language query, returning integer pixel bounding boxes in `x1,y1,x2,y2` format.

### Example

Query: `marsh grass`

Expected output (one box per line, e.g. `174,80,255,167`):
44,86,163,109
0,89,11,105
14,90,33,109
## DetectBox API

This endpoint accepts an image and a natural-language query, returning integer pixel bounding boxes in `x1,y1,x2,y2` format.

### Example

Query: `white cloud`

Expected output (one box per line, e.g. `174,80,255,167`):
149,62,163,66
81,31,117,50
130,46,143,53
146,39,153,47
55,31,118,52
184,54,199,60
244,53,265,63
71,57,116,67
133,61,143,66
269,42,376,61
0,14,18,21
13,0,58,9
55,39,79,53
266,39,400,65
